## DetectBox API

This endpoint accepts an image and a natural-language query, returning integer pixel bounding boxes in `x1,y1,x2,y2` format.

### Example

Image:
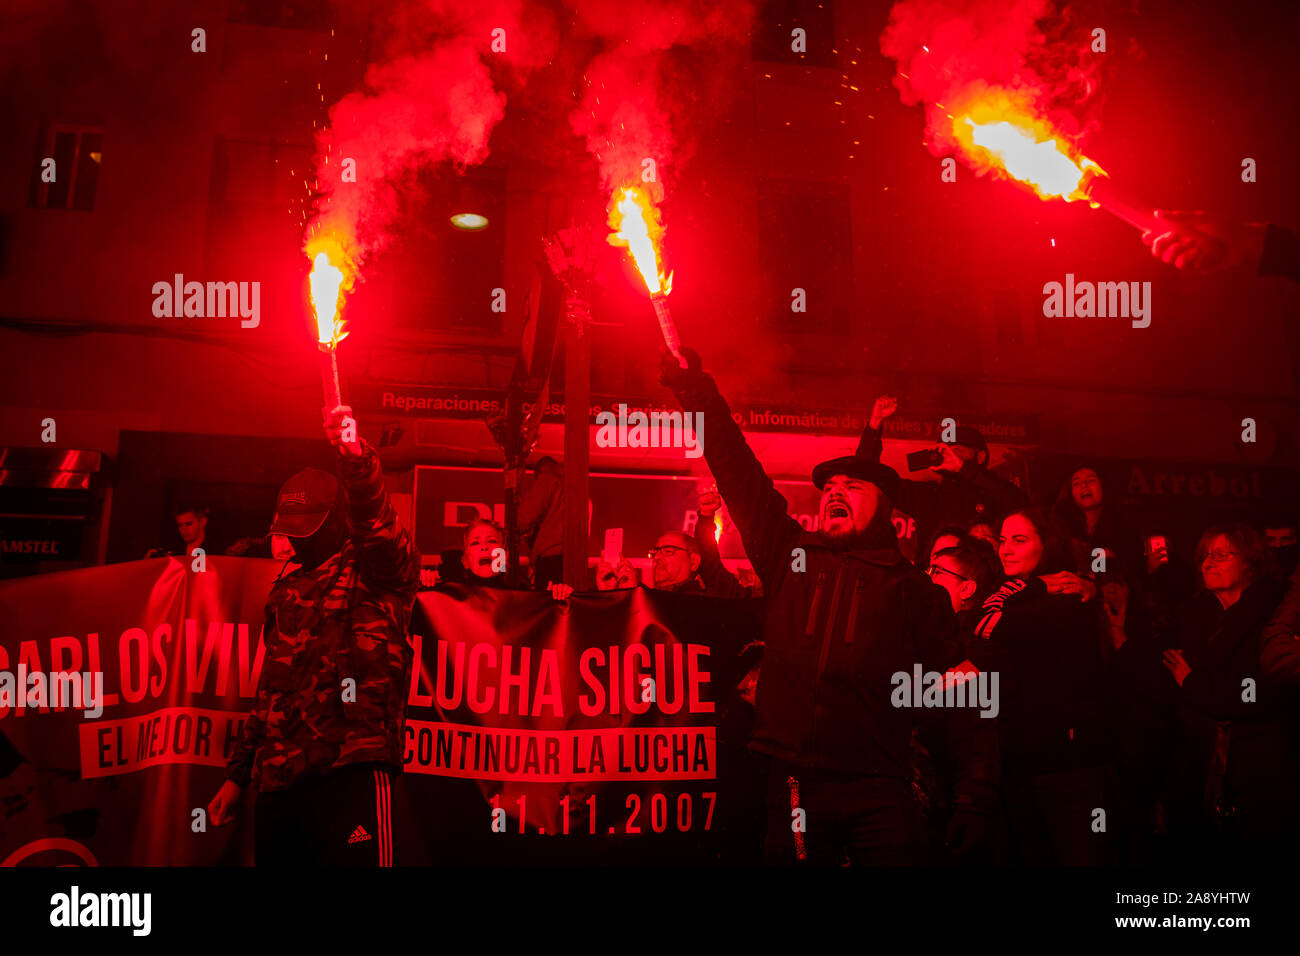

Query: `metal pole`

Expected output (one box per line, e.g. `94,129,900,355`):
562,294,590,589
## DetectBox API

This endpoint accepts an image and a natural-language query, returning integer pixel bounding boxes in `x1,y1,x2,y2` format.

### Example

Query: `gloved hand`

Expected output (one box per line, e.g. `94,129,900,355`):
944,807,993,861
659,346,704,391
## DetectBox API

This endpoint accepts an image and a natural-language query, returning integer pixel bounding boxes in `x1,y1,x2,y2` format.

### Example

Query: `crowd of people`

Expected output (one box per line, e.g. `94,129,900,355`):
561,352,1297,868
51,160,1292,868
201,344,1299,868
407,352,1300,867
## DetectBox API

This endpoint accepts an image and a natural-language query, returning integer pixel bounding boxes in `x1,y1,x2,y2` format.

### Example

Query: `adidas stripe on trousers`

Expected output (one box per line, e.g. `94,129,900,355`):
253,762,423,866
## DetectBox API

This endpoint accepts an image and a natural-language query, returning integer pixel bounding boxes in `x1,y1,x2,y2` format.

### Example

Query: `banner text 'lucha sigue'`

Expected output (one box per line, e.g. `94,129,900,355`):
403,635,717,782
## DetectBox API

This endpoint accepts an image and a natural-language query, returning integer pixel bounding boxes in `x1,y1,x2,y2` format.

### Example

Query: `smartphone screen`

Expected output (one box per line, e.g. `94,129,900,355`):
603,528,623,566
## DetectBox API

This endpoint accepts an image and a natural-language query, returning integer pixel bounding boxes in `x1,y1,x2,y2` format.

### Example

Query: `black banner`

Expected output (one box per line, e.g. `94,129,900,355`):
0,558,763,865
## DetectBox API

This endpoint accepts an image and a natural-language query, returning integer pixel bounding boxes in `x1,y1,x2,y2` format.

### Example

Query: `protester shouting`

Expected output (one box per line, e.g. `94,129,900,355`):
661,349,997,866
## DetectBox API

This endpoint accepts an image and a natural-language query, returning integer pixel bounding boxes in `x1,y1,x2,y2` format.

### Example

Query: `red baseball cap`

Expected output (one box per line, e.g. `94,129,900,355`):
269,468,339,538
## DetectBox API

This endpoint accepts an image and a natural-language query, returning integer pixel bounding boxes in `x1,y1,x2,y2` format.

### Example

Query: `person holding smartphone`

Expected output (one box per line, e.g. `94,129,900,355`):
858,396,1028,558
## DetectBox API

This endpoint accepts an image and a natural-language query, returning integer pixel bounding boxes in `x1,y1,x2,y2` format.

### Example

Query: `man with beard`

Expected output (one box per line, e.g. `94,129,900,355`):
661,351,996,865
207,405,422,865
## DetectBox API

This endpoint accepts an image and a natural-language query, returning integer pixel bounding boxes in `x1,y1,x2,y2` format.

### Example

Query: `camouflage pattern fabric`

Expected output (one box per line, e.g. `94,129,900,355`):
227,441,421,792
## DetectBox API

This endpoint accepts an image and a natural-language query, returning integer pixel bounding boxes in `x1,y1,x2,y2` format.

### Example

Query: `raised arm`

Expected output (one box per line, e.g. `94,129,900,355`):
854,395,898,461
694,487,747,598
660,350,801,590
325,406,421,595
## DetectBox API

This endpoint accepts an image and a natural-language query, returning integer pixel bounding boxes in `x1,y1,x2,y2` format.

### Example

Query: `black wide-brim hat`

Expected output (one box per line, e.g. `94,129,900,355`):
811,456,900,501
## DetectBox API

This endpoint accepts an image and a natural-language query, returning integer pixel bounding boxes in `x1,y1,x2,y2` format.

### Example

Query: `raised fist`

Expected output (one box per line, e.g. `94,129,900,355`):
323,404,362,457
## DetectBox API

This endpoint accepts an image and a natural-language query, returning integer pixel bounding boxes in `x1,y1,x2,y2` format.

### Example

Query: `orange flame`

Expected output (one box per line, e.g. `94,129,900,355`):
950,89,1104,202
306,234,354,346
607,186,671,296
713,513,722,544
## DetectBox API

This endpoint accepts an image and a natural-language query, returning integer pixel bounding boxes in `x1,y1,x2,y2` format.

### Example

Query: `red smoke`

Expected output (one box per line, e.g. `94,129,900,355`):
880,0,1103,163
308,0,557,264
570,52,674,196
311,42,505,262
308,0,755,267
568,0,755,194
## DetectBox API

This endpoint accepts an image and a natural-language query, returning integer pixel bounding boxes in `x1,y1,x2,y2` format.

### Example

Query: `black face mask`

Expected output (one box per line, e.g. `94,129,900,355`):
1274,543,1299,577
288,511,346,570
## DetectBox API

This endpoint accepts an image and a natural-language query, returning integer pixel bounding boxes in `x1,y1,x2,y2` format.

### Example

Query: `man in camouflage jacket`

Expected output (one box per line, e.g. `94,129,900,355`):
208,405,422,865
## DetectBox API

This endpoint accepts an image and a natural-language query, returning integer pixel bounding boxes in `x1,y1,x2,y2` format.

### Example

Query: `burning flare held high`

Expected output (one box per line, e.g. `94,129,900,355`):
879,0,1163,233
305,234,355,410
949,89,1159,234
607,185,685,367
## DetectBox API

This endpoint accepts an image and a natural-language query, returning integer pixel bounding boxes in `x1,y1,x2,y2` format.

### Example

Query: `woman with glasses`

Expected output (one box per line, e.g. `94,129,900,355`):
1164,523,1294,864
965,506,1113,865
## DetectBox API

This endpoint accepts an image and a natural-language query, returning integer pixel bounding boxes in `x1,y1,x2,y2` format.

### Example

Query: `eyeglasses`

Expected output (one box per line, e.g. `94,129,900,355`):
926,564,970,583
649,545,689,559
1203,550,1238,563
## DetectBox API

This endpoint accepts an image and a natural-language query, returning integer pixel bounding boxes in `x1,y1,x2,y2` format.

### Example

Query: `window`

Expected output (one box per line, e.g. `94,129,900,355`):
30,125,103,211
756,178,853,335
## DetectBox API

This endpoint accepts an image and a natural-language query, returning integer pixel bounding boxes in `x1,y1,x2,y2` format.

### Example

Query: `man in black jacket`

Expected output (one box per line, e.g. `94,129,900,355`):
661,351,997,865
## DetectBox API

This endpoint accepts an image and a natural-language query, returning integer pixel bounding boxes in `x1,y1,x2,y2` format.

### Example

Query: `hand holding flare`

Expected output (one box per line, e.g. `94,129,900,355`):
323,404,362,459
607,186,686,368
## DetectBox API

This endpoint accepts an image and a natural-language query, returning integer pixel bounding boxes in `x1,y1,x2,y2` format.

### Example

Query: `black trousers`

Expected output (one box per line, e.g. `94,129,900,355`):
253,763,424,866
763,760,924,866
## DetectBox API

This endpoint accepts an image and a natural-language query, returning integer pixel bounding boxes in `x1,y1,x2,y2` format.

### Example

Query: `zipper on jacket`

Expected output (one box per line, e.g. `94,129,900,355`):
800,567,832,770
804,569,827,638
815,566,847,681
844,577,864,643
